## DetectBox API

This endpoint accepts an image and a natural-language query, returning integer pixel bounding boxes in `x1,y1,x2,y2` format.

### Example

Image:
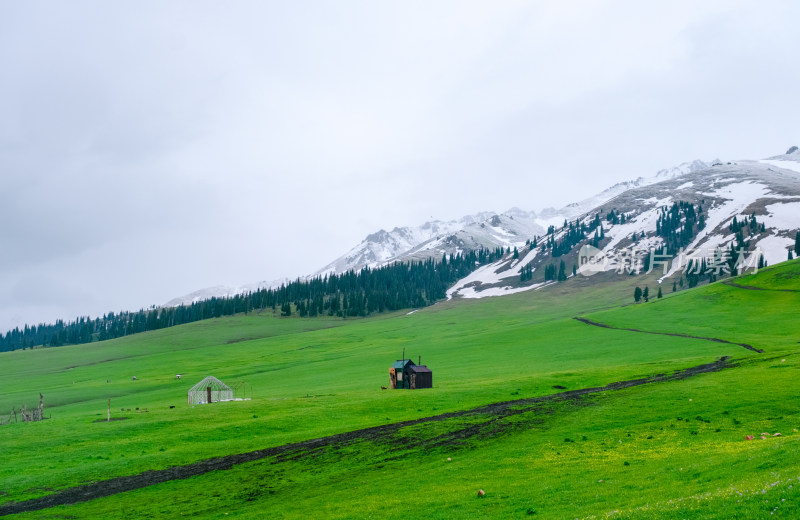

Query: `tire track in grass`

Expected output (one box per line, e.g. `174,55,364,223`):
573,316,764,353
0,357,735,516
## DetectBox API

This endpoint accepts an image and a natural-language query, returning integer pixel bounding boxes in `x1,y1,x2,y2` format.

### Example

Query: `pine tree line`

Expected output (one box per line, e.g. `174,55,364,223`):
606,210,627,225
541,260,567,281
795,231,800,258
654,201,703,254
729,213,766,252
0,248,506,352
542,215,603,258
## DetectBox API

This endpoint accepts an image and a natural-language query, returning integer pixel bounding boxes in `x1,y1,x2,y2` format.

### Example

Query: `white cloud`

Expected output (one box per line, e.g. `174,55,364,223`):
0,0,798,331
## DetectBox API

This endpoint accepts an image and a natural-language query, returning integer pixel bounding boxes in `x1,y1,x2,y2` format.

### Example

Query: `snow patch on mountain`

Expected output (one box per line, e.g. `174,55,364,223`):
657,181,772,282
762,201,800,230
603,197,672,252
698,181,771,248
450,280,551,299
761,145,800,173
761,160,800,175
447,247,547,299
656,159,719,180
756,234,796,265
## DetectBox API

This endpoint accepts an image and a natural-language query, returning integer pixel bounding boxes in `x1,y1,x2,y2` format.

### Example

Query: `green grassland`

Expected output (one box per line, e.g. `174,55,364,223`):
1,261,799,518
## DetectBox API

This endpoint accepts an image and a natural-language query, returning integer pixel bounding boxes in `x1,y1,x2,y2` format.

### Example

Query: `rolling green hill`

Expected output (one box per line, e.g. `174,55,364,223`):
1,261,799,518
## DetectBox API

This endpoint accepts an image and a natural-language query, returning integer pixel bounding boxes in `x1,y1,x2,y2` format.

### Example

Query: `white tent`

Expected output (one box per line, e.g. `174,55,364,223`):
188,376,233,405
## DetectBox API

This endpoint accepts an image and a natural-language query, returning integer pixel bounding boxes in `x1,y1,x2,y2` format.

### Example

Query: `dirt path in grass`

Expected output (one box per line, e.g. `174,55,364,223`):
0,356,734,516
721,280,800,293
573,316,764,353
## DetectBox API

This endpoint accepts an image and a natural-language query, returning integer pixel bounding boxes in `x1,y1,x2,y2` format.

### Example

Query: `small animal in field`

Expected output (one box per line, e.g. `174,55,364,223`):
381,386,388,390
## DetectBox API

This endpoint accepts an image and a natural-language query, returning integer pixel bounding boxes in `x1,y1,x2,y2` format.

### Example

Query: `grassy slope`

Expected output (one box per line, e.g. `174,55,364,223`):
586,260,800,352
2,262,799,518
1,272,693,501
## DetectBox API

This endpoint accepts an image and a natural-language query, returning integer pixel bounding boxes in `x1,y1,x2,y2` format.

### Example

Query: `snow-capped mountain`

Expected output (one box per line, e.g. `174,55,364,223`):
313,158,718,278
447,148,800,299
163,278,293,307
164,149,799,306
313,210,549,278
312,213,494,276
540,158,718,223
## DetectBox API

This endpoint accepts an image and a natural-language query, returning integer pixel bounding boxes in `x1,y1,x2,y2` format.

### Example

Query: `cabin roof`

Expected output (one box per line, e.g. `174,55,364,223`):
392,359,416,370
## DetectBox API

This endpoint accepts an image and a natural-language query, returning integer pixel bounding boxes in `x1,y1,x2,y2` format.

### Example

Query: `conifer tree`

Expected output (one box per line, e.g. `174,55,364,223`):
643,286,649,302
657,286,663,298
634,286,642,303
795,231,800,256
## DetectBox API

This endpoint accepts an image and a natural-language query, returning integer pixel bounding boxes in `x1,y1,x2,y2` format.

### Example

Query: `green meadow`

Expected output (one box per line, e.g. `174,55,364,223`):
1,261,799,518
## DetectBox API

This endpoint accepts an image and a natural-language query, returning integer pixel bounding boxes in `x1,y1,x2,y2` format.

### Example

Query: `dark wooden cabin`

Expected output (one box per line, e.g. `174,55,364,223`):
389,357,432,389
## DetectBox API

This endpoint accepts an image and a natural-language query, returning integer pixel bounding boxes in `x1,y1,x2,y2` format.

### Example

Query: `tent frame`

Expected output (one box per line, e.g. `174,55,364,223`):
187,376,233,405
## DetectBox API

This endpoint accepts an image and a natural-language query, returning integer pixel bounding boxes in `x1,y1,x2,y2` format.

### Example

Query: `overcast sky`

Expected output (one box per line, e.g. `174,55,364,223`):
1,1,798,332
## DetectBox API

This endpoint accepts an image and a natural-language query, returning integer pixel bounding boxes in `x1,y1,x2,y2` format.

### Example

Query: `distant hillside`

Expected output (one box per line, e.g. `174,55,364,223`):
0,248,506,352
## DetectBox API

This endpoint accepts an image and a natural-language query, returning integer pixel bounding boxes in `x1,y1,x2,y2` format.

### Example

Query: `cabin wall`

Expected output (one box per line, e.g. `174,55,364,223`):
414,371,432,389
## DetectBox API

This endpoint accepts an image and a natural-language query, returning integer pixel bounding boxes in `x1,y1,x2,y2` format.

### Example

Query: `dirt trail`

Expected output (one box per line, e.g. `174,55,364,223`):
722,280,800,293
0,357,734,516
573,316,764,353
